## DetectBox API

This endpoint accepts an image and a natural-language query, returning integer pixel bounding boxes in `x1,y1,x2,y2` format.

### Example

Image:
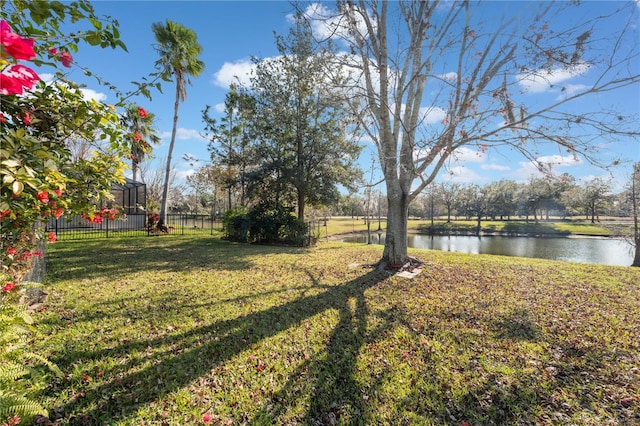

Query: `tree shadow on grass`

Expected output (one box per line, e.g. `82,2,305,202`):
45,268,388,424
46,237,308,282
247,275,403,425
491,308,540,341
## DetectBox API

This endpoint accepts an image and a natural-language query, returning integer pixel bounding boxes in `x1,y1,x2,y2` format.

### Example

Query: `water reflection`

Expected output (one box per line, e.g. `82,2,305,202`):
343,233,633,266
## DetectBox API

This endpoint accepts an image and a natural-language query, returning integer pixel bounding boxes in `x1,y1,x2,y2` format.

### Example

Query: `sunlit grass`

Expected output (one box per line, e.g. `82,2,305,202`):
33,235,640,425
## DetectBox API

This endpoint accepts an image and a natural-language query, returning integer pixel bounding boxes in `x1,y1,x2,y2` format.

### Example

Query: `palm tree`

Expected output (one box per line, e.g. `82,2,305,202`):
120,103,160,182
152,19,204,226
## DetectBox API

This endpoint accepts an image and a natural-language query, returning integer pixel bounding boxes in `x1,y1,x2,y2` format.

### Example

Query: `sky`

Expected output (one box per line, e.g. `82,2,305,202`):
34,1,640,194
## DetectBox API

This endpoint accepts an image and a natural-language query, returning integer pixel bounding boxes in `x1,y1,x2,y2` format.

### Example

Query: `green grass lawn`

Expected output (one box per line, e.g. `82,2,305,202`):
35,235,639,425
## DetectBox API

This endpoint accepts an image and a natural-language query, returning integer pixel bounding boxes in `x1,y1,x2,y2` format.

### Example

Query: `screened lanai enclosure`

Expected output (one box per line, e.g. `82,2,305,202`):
112,177,147,215
46,178,147,239
46,179,219,240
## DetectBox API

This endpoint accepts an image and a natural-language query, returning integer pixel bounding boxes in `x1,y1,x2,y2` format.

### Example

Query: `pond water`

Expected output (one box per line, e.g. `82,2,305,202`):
342,233,634,266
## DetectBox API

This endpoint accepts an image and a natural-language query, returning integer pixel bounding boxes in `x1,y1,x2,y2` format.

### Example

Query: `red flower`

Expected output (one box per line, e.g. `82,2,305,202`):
132,132,143,142
0,20,36,60
5,415,21,426
49,47,58,55
53,188,63,197
33,251,43,257
48,232,57,243
0,113,6,124
2,282,16,292
0,64,40,95
0,209,10,219
59,51,73,67
7,247,17,256
53,208,64,218
23,111,32,125
138,107,149,118
203,413,212,423
36,191,49,203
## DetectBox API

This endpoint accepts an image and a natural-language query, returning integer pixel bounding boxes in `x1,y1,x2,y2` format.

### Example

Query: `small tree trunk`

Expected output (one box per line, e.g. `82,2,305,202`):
632,244,640,267
632,166,639,267
297,187,305,223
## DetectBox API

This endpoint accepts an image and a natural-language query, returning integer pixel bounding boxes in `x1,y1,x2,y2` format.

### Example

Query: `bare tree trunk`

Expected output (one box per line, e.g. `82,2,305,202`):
381,185,409,267
632,165,640,267
297,131,305,221
159,83,181,227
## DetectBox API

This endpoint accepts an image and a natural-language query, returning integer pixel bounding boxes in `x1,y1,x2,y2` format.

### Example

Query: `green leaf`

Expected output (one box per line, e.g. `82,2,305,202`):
1,160,20,168
11,181,23,196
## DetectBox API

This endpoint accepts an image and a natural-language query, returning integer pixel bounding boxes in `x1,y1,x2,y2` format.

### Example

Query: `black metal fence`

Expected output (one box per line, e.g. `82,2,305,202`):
46,213,222,241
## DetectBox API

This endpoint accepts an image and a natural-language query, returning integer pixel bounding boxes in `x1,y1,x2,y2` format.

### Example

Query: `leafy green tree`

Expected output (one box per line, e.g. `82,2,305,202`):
582,178,612,223
152,19,204,226
455,184,487,235
438,182,461,223
202,85,256,209
484,180,519,220
247,16,362,222
186,164,226,217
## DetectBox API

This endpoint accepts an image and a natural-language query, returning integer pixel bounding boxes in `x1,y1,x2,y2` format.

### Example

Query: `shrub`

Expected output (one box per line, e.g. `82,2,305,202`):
246,202,308,246
222,207,249,242
223,203,309,246
281,215,310,246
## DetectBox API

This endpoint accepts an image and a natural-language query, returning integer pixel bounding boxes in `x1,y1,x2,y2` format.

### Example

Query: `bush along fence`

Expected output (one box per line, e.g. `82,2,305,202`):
222,202,312,246
46,213,221,240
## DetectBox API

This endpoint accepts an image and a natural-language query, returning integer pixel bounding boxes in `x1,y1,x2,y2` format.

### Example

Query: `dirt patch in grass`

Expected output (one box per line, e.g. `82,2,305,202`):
35,236,640,425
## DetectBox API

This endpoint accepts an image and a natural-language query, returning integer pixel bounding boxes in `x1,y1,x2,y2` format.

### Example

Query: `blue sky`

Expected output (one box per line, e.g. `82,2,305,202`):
37,1,639,193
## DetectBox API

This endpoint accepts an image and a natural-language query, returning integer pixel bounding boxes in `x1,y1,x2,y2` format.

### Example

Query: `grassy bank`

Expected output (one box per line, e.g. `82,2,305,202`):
322,216,617,238
34,235,639,425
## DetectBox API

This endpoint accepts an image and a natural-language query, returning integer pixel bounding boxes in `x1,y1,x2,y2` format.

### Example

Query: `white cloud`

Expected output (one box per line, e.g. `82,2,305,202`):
36,73,107,102
517,62,590,93
446,166,487,184
212,59,254,88
537,154,583,167
289,3,375,43
79,88,107,102
481,163,511,171
175,168,196,181
451,146,487,163
420,106,447,124
39,73,55,83
555,83,588,100
438,72,457,82
512,154,582,181
214,102,226,113
160,128,206,141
